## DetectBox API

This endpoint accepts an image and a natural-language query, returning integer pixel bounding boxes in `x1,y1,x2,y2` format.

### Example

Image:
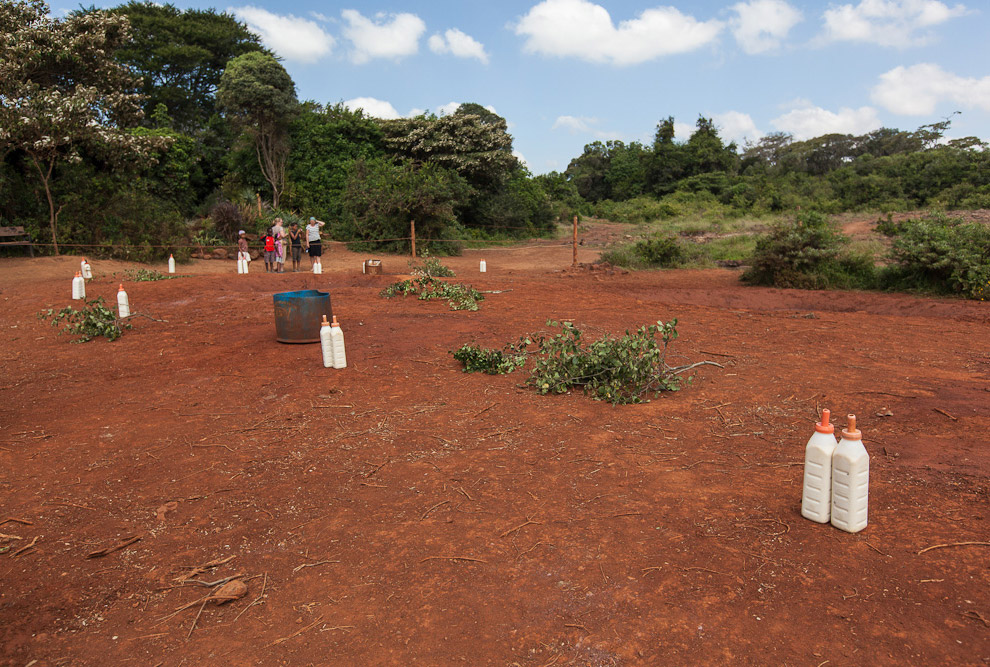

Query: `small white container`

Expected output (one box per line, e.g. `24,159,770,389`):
81,258,93,279
329,315,346,369
480,259,487,273
168,254,176,274
313,258,322,274
801,409,838,523
236,255,245,273
71,271,85,300
831,415,870,534
117,284,130,318
319,315,333,368
241,253,250,274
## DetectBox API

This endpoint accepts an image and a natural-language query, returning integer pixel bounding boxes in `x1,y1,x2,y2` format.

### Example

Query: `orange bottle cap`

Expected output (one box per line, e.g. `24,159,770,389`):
815,409,834,434
321,315,329,326
118,284,125,291
75,271,81,277
842,414,862,440
332,315,339,326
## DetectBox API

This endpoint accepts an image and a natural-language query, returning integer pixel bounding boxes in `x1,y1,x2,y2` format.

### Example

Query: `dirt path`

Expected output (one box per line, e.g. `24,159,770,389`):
1,237,988,665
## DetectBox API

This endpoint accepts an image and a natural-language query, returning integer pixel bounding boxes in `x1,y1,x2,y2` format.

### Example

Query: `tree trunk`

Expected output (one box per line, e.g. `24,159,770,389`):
31,154,59,256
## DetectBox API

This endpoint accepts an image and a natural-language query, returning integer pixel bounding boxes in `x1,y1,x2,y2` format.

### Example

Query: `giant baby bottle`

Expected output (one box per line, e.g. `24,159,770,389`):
831,414,870,533
801,409,838,523
329,316,346,369
319,315,333,368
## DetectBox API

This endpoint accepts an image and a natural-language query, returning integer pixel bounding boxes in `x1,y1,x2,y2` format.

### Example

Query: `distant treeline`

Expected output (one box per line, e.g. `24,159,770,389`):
2,1,987,260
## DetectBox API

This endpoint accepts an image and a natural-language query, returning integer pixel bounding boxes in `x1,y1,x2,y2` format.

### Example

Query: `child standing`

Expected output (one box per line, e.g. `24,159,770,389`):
288,222,303,272
272,217,287,273
263,227,276,273
237,230,251,269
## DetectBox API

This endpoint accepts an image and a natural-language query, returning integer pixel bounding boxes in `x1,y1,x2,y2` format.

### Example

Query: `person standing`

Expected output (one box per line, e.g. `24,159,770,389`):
288,222,304,272
272,217,287,273
306,216,326,271
262,227,276,273
237,230,251,268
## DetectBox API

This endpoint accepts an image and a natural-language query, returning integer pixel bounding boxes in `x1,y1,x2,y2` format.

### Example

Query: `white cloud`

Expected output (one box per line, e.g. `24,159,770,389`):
713,111,764,143
513,149,529,168
514,0,722,66
872,63,990,115
673,121,695,142
821,0,968,47
230,6,333,63
771,100,882,139
343,97,401,119
730,0,802,54
552,115,597,133
341,10,426,64
428,28,489,64
436,102,461,116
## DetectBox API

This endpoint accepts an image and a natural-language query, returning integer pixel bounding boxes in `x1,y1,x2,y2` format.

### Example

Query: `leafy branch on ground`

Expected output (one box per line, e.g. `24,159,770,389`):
452,319,720,404
38,297,132,342
126,268,178,282
380,276,483,311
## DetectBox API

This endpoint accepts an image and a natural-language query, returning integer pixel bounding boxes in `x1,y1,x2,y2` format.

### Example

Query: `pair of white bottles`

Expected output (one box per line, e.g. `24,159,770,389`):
313,258,323,274
236,254,249,274
801,410,870,533
319,315,346,369
71,272,86,300
80,258,93,279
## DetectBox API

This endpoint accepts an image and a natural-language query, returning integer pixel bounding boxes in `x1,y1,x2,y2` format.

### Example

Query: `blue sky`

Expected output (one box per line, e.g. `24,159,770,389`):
52,0,990,174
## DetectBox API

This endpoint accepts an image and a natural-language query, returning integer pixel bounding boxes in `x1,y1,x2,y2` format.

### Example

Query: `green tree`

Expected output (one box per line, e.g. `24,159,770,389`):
217,52,298,208
339,157,469,254
565,141,612,202
287,102,385,217
99,1,267,132
0,0,170,254
380,107,517,192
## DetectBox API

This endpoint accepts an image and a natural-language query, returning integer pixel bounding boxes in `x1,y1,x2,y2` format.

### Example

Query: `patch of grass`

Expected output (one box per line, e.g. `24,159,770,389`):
126,268,178,282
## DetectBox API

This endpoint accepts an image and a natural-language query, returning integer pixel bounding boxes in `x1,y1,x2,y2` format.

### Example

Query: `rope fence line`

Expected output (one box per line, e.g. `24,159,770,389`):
6,237,570,250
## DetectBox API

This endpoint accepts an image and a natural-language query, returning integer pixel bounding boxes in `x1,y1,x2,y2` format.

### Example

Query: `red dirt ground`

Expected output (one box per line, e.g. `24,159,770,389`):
1,233,988,666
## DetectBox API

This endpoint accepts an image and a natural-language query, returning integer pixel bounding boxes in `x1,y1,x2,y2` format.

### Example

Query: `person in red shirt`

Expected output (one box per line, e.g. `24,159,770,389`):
263,227,276,273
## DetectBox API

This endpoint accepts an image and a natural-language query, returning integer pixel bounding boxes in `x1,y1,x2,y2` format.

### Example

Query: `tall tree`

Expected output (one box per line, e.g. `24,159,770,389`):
102,1,267,132
0,0,170,254
217,52,297,209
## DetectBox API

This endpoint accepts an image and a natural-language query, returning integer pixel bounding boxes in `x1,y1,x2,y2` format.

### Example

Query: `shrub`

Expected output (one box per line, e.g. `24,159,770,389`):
880,212,990,298
742,210,859,289
380,276,483,311
634,232,683,266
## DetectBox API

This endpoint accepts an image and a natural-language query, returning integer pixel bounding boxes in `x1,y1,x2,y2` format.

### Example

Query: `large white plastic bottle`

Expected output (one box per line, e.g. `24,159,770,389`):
801,409,838,523
80,257,93,279
72,271,85,300
117,284,130,318
168,254,176,274
480,259,487,273
313,258,322,274
329,315,346,369
831,414,870,533
319,315,333,368
236,254,245,274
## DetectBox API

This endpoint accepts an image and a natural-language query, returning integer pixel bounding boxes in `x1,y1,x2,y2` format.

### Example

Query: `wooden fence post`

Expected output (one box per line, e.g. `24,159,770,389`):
572,215,578,267
411,220,416,258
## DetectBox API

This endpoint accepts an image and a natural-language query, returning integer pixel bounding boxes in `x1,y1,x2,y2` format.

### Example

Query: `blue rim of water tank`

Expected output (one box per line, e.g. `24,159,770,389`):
273,289,329,301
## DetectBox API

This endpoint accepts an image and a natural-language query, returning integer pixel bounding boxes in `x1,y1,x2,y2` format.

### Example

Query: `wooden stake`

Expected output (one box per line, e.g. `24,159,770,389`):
256,192,261,217
410,220,416,258
572,215,578,267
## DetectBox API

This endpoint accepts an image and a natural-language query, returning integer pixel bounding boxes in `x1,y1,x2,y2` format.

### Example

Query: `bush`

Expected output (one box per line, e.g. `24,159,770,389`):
880,212,990,298
742,210,862,289
209,200,247,239
380,276,484,311
634,232,683,266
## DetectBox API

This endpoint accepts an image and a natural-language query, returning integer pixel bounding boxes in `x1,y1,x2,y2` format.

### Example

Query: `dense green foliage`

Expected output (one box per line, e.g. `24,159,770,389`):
452,320,688,404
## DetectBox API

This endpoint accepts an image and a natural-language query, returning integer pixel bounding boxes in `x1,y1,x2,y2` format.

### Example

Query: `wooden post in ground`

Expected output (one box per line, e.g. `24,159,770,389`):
411,220,416,258
256,192,262,218
572,215,578,267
